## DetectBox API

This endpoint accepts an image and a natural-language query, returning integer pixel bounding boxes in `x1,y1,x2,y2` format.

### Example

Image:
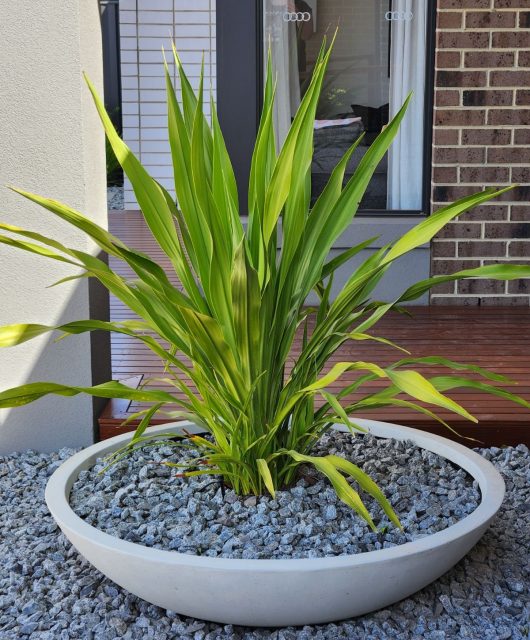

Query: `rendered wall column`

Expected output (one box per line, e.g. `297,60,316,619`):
0,0,111,452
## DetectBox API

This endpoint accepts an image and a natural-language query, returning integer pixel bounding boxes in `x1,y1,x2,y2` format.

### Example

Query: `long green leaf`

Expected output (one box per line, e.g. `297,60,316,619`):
0,234,80,266
85,74,190,282
231,240,261,382
248,48,276,273
130,403,165,444
0,381,176,409
346,332,410,354
326,455,402,530
301,95,412,296
386,369,478,423
0,323,56,347
320,391,368,434
431,376,530,409
399,264,530,302
285,450,376,531
0,226,154,321
257,459,276,498
389,355,512,384
320,236,379,281
383,187,514,265
262,38,333,246
275,361,387,426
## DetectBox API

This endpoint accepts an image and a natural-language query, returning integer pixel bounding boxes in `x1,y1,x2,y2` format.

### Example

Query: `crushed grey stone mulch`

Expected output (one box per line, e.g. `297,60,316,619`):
69,432,481,559
0,437,528,639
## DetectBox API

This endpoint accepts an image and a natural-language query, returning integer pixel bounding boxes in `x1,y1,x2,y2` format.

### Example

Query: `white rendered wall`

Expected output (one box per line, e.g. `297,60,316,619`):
120,0,217,208
0,1,108,452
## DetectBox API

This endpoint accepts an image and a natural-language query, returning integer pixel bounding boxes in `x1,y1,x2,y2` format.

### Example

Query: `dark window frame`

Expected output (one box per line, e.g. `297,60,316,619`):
99,0,122,129
216,1,263,212
217,0,436,217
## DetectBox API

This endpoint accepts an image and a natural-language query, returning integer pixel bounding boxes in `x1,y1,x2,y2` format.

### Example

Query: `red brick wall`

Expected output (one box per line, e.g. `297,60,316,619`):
431,0,530,306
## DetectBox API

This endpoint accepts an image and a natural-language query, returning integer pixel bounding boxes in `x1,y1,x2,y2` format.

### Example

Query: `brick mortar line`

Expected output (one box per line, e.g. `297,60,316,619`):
436,29,530,31
436,45,530,48
433,178,530,180
432,161,528,164
433,125,530,128
437,7,528,10
433,202,527,206
437,30,530,33
434,130,530,132
434,100,528,104
432,180,530,182
434,89,521,94
434,99,530,102
432,258,515,263
434,257,514,262
436,17,530,19
430,296,530,299
436,229,530,231
435,67,525,71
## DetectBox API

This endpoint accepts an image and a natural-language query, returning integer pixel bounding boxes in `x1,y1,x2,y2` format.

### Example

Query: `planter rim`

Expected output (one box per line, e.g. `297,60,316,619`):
46,418,505,572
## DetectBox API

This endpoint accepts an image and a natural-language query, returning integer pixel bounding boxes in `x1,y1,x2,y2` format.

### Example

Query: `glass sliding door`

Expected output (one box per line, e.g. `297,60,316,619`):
263,0,429,212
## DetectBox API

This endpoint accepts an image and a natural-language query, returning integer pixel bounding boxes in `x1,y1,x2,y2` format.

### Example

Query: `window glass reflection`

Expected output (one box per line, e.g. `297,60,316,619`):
263,0,427,211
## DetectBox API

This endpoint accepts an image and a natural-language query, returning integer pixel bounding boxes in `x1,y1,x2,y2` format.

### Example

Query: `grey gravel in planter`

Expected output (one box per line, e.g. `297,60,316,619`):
69,432,481,559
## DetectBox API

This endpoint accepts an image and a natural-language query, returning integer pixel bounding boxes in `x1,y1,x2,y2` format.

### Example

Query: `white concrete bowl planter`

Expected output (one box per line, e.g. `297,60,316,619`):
45,419,505,627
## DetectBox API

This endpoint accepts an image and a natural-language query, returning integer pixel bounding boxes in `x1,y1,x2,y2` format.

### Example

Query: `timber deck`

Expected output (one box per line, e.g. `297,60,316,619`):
99,211,530,447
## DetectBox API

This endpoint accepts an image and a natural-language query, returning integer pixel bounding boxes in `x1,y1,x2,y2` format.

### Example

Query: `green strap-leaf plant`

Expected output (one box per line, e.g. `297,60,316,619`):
1,37,529,529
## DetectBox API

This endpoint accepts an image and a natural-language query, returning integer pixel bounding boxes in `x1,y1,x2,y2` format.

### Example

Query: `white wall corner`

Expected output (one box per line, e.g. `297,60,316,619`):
0,0,109,453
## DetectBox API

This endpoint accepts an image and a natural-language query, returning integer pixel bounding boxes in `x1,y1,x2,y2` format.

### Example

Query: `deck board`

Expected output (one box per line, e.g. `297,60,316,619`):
99,211,530,446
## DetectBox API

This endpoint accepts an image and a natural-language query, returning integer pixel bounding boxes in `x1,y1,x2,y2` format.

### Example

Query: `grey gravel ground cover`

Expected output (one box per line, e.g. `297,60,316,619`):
107,185,124,210
0,439,528,639
70,433,481,559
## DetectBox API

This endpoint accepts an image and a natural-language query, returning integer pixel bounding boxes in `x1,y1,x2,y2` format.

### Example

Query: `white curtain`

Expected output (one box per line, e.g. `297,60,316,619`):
387,0,428,210
263,1,301,148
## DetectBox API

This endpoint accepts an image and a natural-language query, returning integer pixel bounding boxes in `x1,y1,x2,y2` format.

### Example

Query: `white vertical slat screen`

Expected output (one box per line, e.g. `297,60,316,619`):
119,0,216,208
